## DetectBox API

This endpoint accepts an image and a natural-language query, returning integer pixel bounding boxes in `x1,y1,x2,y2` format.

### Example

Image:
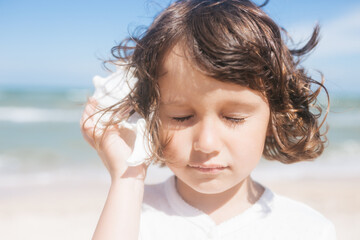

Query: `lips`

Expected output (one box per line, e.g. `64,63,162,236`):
188,164,227,169
187,164,228,173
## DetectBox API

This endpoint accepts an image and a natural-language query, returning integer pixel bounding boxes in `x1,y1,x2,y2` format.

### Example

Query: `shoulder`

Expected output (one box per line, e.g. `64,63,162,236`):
142,176,174,213
265,188,336,239
271,192,330,224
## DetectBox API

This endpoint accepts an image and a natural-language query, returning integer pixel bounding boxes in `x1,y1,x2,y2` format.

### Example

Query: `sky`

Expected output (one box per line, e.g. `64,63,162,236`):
0,0,359,94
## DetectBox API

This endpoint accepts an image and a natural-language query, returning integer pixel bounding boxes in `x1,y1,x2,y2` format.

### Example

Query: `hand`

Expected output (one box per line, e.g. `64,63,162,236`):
80,97,148,182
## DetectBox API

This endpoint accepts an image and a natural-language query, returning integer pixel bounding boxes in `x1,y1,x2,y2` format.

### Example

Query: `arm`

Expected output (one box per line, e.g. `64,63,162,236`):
92,178,144,240
80,98,148,240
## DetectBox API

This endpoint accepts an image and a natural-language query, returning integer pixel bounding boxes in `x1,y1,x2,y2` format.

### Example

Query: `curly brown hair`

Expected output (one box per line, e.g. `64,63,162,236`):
94,0,329,165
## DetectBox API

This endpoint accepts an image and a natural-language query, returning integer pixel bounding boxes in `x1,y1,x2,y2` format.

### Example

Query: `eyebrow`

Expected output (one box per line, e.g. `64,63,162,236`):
221,100,260,111
160,99,260,109
160,100,186,106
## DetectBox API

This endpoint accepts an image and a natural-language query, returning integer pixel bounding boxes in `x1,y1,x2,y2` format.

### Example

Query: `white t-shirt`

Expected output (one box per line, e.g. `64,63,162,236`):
139,175,336,240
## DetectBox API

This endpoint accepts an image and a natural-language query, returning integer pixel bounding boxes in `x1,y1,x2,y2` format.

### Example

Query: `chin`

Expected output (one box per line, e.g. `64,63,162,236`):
188,178,237,195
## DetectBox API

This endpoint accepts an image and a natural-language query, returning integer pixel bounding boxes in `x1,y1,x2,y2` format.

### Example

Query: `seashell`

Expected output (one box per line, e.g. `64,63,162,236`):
92,65,150,166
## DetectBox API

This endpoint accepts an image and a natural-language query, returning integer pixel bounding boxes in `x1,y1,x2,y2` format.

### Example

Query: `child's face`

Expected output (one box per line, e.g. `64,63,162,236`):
158,44,270,195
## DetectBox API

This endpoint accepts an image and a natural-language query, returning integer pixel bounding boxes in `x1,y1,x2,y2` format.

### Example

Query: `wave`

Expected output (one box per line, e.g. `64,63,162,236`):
327,111,360,127
0,107,82,123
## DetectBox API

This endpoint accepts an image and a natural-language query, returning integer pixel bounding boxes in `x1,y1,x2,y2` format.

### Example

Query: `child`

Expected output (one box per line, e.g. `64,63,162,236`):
81,0,336,239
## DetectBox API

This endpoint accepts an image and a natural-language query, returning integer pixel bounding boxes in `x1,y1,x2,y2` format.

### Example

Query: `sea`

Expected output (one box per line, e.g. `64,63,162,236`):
0,87,359,186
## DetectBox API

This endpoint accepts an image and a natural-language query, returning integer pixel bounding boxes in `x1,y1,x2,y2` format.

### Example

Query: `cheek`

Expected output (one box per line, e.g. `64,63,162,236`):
161,129,192,164
227,122,268,162
162,130,183,157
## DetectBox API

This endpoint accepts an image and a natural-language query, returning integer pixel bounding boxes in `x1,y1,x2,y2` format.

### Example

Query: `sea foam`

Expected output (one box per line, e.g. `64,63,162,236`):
0,107,81,123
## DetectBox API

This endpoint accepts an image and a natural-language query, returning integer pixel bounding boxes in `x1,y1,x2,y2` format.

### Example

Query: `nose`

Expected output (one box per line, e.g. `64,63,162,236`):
193,117,222,155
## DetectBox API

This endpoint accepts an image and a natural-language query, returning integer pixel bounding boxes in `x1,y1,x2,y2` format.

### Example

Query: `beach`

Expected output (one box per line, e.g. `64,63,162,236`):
1,165,359,240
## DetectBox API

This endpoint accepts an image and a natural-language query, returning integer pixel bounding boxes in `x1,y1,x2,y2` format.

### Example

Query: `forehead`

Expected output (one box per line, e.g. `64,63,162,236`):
158,44,214,92
158,44,268,107
159,45,211,99
158,44,193,81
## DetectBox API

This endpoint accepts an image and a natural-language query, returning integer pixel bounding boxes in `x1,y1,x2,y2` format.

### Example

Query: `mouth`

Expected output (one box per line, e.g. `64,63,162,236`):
187,164,228,173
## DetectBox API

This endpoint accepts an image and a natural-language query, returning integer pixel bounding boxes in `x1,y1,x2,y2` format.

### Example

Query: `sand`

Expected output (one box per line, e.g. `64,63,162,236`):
1,167,359,240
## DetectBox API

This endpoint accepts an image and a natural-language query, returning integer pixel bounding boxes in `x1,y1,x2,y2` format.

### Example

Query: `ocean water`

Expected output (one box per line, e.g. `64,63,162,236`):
0,87,359,182
0,88,97,173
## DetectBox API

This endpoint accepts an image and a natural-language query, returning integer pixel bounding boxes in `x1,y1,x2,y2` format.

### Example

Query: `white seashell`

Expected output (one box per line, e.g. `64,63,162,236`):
92,65,150,166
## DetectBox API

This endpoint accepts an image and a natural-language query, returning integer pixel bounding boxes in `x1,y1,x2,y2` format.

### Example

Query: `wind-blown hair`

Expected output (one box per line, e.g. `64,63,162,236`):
96,0,329,165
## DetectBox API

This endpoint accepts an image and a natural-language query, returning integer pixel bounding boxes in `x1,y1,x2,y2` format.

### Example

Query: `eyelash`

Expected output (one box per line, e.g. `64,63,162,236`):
172,116,193,122
225,116,245,124
171,116,245,126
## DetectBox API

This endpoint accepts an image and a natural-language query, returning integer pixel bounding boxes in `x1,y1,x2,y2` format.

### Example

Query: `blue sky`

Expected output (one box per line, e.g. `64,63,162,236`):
0,0,359,94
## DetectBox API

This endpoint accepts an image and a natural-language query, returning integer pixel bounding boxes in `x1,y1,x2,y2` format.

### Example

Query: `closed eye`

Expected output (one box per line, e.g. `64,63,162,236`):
223,116,246,128
224,116,245,123
172,116,193,122
172,116,245,124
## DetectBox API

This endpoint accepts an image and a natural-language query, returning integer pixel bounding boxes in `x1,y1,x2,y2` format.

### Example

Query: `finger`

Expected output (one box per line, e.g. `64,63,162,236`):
80,114,95,136
84,99,99,118
81,129,96,149
80,99,102,133
80,100,95,124
80,98,103,148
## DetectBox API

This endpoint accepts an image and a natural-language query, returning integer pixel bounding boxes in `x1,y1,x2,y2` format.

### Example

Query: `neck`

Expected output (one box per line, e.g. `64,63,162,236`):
175,176,264,224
